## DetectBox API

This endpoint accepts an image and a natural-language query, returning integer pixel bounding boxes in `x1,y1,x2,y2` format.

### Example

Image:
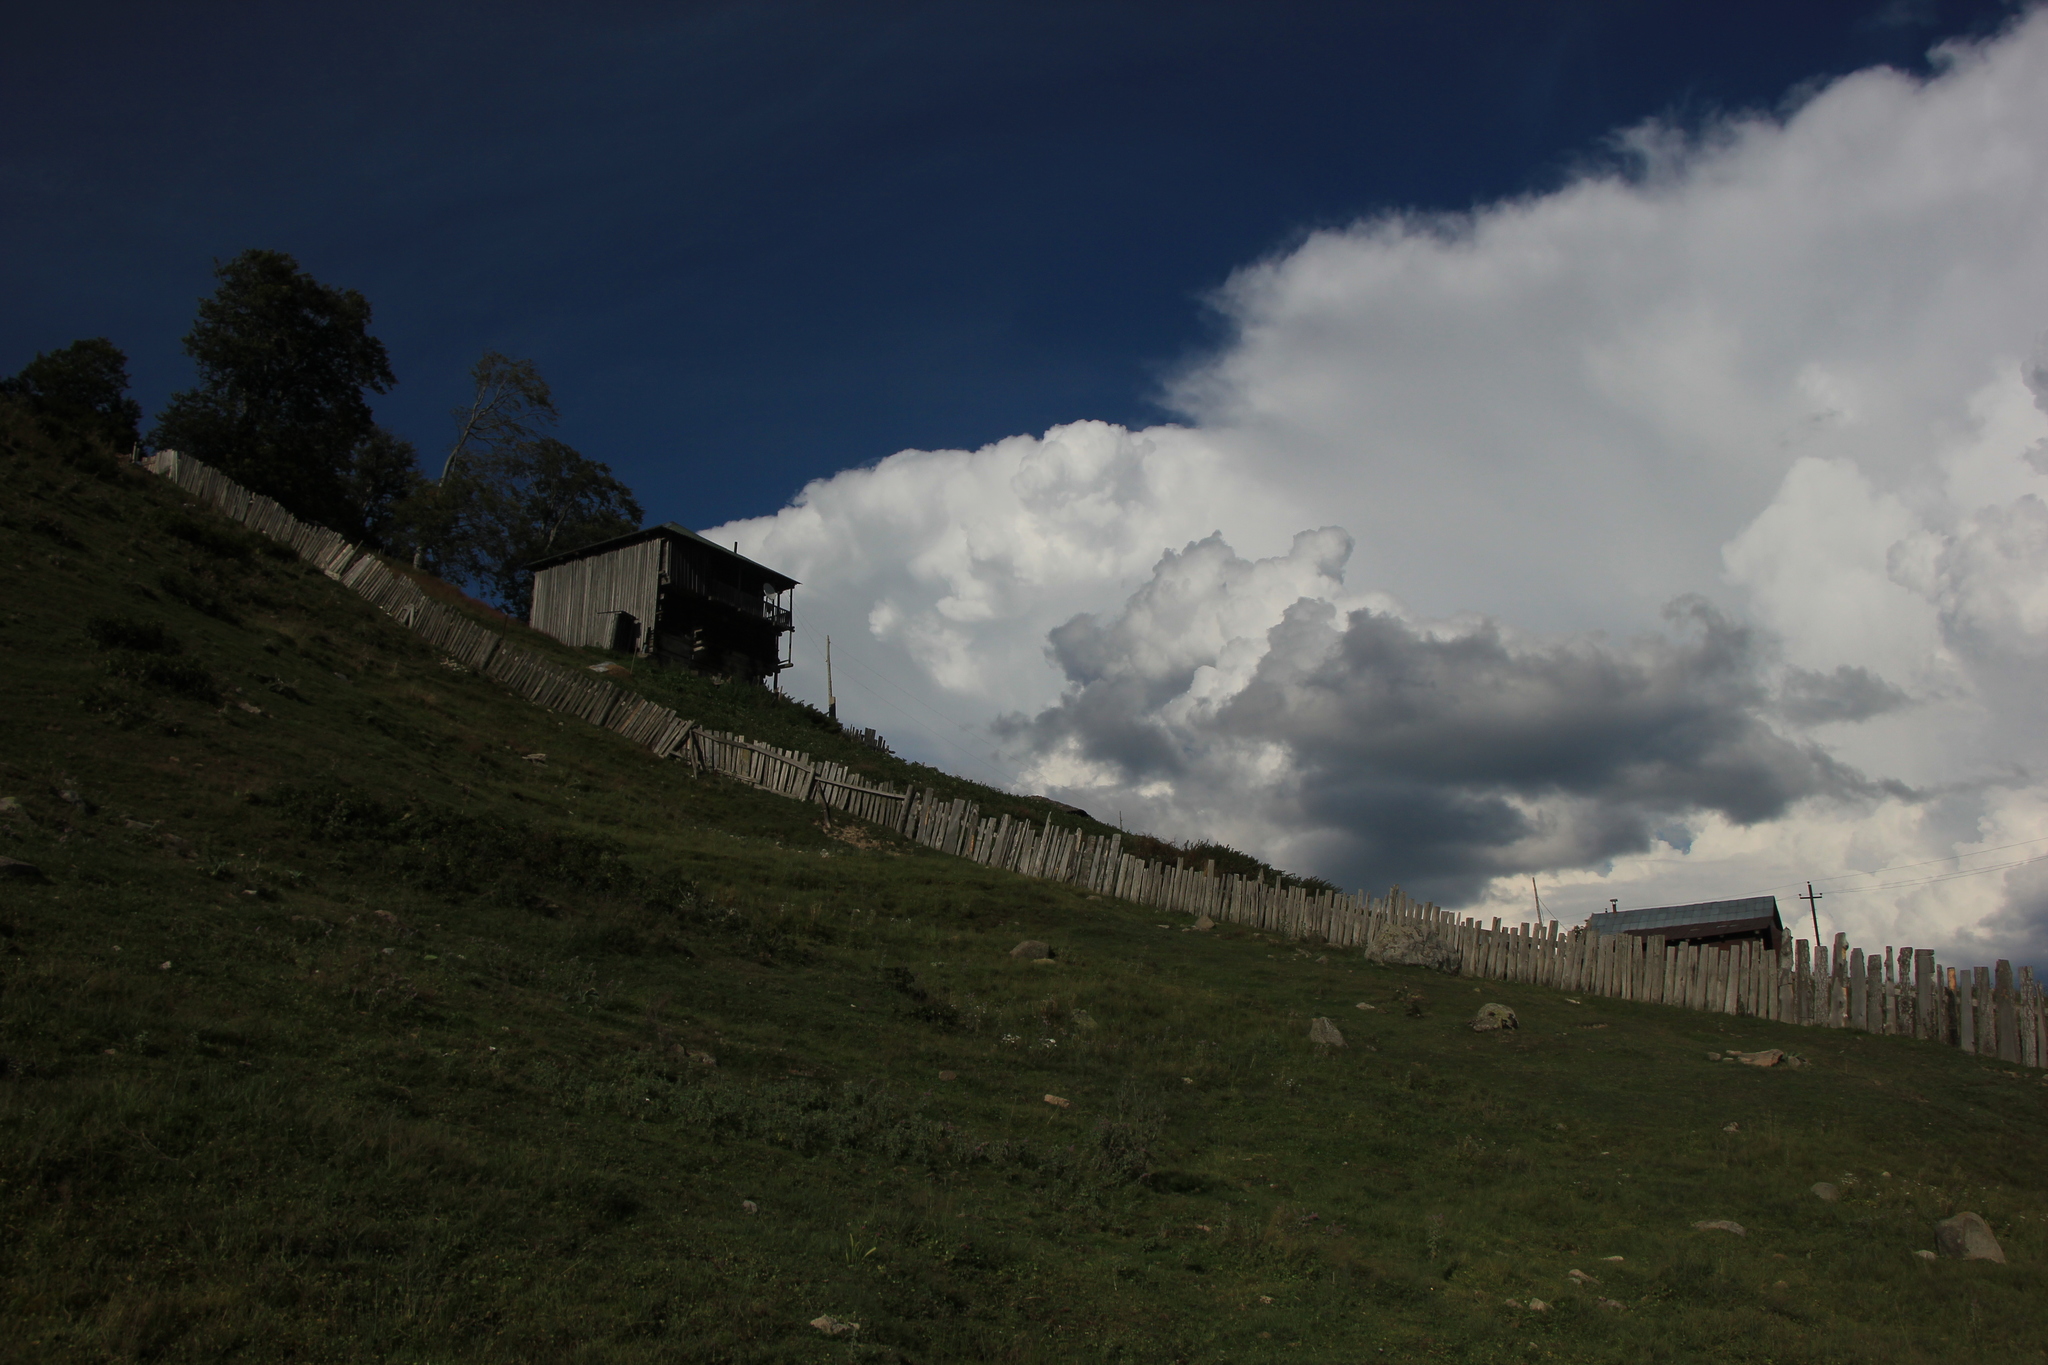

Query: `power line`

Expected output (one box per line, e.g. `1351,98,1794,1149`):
1806,833,2048,887
1821,850,2048,896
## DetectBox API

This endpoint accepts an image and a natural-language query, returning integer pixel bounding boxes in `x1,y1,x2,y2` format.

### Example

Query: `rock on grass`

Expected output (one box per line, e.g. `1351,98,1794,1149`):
1935,1212,2005,1262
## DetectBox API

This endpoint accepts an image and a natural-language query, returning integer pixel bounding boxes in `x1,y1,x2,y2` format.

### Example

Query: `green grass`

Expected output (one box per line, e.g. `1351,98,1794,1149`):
3,402,2047,1363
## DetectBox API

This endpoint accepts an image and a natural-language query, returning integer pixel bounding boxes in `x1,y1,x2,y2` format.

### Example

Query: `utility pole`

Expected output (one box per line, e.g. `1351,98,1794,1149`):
1531,876,1545,930
1799,881,1823,945
825,636,836,721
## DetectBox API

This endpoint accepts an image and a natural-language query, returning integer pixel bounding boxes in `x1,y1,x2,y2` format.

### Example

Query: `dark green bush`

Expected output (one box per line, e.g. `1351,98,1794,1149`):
159,511,254,560
265,783,642,904
100,651,220,704
157,569,239,623
85,614,181,653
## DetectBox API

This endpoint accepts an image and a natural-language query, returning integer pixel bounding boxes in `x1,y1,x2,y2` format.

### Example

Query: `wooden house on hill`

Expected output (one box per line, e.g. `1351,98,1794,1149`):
1586,896,1787,951
526,523,795,684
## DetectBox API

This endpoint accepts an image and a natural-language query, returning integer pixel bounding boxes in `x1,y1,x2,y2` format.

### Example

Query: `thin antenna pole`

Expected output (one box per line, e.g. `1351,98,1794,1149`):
1531,875,1544,929
826,636,837,721
1799,880,1823,944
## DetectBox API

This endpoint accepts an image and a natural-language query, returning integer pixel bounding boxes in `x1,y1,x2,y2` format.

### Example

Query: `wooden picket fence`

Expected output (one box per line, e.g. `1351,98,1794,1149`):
140,450,2046,1070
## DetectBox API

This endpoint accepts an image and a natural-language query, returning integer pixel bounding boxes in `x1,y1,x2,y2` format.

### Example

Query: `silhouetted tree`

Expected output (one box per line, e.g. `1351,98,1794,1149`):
470,435,642,615
2,337,143,450
151,249,396,528
408,351,556,571
343,426,424,549
403,351,640,614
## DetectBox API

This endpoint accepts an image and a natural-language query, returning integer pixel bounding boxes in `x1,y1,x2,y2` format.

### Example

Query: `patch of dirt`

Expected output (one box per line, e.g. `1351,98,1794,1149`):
825,822,891,851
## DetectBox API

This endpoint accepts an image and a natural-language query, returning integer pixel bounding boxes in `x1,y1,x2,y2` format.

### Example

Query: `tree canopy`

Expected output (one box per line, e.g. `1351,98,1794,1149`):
2,337,143,450
151,249,405,530
408,351,641,616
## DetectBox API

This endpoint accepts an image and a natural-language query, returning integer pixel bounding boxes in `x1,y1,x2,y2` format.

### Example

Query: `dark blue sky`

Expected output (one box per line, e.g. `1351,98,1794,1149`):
2,0,2019,527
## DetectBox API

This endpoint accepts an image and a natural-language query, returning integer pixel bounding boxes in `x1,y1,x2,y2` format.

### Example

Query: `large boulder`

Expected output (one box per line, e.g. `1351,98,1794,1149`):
1009,940,1052,960
1935,1212,2006,1262
1308,1017,1345,1048
1470,1004,1518,1032
0,857,47,882
1363,919,1461,972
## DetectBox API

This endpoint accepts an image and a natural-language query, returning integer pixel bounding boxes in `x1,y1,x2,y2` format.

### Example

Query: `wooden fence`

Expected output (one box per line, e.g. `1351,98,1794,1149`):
140,450,2045,1069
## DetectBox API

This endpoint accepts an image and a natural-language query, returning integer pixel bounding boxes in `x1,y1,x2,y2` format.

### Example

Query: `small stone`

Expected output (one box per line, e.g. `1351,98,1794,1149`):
1568,1269,1598,1285
1470,1003,1518,1032
521,752,546,763
1597,1297,1625,1310
1694,1220,1746,1236
1736,1049,1784,1067
1601,1255,1624,1262
1914,1249,1937,1261
1355,1002,1377,1011
741,1200,758,1214
1193,914,1215,932
1811,1182,1840,1203
1308,1017,1345,1047
0,857,48,881
1706,1052,1721,1061
1723,1123,1740,1133
1527,1298,1549,1312
937,1070,957,1081
809,1315,856,1337
683,1049,716,1067
1934,1211,2005,1262
158,961,172,971
1009,940,1051,959
1043,1094,1071,1108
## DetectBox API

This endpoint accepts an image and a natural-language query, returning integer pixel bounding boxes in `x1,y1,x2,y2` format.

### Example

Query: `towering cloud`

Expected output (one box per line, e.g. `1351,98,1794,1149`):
718,13,2048,959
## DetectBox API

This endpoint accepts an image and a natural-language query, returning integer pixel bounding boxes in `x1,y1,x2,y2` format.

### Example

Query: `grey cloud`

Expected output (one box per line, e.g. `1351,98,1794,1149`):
1776,664,1914,726
1221,596,1876,900
1972,856,2048,968
1013,552,1889,905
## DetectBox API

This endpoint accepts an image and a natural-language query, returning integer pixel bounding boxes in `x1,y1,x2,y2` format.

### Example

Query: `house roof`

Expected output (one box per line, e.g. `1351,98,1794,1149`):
1587,896,1783,942
525,522,798,590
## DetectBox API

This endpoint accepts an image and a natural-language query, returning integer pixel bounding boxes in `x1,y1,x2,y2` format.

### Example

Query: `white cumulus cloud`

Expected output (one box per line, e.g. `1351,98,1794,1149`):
716,12,2048,961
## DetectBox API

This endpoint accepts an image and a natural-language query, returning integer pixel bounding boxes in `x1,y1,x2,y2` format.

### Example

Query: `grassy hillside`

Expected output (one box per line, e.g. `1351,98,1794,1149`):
3,403,2046,1364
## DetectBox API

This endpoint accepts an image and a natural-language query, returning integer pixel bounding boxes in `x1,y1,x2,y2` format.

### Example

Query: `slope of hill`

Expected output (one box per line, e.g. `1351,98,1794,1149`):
2,403,2045,1364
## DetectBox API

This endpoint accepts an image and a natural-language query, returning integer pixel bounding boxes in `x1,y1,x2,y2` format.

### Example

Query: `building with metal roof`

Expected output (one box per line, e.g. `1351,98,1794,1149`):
1586,896,1786,951
525,523,795,684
